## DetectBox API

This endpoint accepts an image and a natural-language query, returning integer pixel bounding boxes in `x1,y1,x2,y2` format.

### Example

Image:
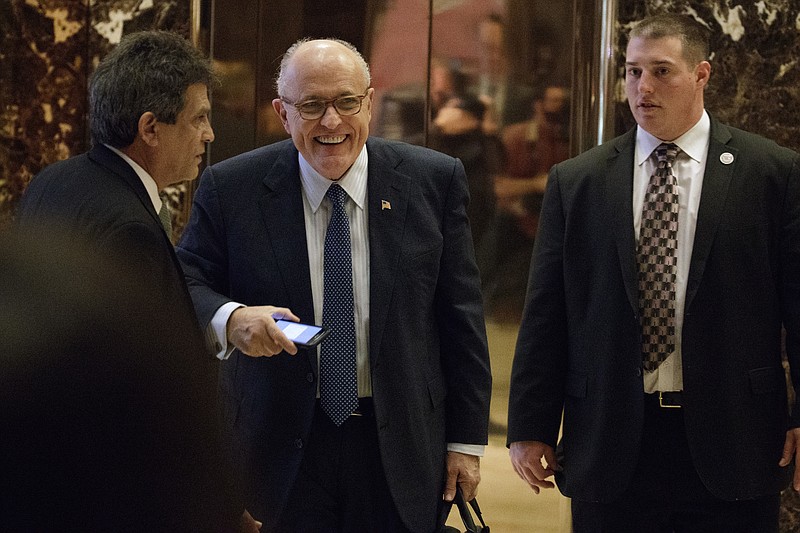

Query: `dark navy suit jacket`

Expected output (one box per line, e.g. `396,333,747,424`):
16,144,192,311
176,137,492,531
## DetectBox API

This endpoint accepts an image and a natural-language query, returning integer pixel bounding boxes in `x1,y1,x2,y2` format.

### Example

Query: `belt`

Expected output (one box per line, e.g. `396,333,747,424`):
315,397,374,419
351,397,374,418
646,391,683,409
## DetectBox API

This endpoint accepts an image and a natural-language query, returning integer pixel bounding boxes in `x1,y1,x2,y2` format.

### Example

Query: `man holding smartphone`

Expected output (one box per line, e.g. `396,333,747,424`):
177,38,492,532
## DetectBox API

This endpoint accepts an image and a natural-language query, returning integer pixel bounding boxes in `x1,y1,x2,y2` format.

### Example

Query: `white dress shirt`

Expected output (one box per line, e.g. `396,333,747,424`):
633,111,710,393
298,146,372,398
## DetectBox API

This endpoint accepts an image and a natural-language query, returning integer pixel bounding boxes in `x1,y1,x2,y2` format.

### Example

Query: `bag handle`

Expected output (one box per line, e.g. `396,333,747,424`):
453,486,489,533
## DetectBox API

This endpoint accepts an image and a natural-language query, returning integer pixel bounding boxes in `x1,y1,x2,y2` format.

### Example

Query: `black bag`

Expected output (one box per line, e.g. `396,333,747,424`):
438,486,490,533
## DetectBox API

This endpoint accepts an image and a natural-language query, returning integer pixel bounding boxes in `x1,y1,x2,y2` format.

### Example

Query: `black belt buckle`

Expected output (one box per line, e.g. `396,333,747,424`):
351,397,374,418
659,391,682,409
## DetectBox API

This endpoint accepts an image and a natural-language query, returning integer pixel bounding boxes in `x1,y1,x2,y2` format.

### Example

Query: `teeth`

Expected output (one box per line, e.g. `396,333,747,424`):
317,135,346,144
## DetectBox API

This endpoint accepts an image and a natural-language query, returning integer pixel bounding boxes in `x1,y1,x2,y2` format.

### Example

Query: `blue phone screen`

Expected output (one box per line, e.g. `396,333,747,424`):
276,320,323,344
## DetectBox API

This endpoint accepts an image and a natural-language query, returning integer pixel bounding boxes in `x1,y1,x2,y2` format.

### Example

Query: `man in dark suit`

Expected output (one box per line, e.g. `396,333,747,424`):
176,38,492,532
15,31,261,532
16,31,215,310
507,13,800,532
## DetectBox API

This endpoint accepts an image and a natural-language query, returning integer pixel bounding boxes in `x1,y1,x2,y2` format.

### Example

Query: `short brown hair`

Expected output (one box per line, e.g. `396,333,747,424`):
630,13,710,66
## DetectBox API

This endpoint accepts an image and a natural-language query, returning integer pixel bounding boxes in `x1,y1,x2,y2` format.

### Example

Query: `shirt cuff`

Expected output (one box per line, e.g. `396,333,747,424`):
447,443,485,457
207,301,244,360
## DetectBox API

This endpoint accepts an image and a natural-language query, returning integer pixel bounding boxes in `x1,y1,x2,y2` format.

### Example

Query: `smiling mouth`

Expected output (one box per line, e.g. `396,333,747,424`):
316,135,346,144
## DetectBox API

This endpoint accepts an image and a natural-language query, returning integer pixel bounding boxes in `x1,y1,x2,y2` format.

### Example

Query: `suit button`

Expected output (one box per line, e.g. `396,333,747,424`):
294,438,303,449
306,372,314,383
636,367,642,377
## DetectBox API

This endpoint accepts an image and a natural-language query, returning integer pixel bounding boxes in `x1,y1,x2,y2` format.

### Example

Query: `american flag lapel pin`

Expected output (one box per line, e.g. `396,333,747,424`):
381,199,392,210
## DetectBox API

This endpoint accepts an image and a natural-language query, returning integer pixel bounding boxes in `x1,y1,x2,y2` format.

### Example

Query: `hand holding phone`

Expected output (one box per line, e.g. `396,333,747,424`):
275,319,330,347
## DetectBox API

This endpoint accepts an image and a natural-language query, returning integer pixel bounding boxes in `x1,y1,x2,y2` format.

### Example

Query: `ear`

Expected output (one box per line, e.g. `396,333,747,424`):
272,98,291,134
695,60,711,89
364,87,375,118
138,112,159,147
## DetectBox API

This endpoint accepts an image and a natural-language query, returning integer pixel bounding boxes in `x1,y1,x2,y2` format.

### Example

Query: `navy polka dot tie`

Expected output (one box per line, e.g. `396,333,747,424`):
638,143,679,372
320,184,358,426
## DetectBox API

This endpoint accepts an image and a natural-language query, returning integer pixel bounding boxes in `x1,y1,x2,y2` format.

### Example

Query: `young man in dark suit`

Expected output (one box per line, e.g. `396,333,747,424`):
15,30,262,532
176,38,492,532
507,13,800,532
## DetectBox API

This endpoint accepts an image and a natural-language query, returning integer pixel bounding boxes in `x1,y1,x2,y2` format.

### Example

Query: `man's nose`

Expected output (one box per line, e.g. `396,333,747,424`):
638,72,654,93
319,104,343,128
204,124,215,143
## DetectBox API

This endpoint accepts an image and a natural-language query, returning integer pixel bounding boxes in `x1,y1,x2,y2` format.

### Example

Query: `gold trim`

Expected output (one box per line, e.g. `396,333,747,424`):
190,0,202,46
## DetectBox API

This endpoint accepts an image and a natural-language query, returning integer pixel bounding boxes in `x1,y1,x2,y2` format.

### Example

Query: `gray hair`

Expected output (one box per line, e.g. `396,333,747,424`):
275,38,371,97
630,13,710,66
89,31,217,148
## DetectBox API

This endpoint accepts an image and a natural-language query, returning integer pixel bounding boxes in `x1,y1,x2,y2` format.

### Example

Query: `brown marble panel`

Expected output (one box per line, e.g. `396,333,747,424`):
0,0,90,229
0,0,192,232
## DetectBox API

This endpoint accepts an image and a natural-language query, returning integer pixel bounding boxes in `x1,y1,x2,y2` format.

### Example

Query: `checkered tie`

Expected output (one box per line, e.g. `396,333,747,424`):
638,143,679,372
158,193,172,237
320,184,358,426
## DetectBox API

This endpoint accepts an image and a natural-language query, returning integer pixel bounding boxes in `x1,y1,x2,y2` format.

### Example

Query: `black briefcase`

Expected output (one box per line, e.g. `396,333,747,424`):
438,486,490,533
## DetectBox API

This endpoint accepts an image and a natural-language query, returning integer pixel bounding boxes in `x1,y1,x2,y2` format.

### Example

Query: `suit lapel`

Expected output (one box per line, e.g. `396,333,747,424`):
88,144,163,229
609,129,640,314
685,120,735,311
88,145,197,324
365,139,411,364
257,145,315,367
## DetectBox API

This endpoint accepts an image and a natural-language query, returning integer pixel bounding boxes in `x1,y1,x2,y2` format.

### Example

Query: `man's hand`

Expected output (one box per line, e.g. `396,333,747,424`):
443,451,480,502
227,306,299,357
509,440,561,494
779,427,800,491
239,509,261,532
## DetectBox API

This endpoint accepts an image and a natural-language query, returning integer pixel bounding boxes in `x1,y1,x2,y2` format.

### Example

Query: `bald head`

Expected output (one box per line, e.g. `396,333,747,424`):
275,38,370,100
271,37,374,180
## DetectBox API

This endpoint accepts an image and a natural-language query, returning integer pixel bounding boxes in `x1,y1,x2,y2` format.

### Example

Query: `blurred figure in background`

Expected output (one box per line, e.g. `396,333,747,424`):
482,84,570,321
0,229,242,531
429,57,502,263
473,13,535,137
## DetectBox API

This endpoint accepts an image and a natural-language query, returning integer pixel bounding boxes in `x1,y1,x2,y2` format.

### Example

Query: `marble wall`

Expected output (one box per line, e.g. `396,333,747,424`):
614,0,800,153
0,0,191,231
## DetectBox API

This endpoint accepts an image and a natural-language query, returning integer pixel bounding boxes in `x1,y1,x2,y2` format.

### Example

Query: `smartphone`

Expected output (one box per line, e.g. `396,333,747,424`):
275,319,330,347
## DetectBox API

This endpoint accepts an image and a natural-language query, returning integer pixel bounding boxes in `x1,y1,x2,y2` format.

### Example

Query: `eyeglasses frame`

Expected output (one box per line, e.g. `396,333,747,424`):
279,91,371,120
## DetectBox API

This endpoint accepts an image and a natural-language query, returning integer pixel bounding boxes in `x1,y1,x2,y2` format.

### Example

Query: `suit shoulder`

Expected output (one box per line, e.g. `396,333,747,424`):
209,139,296,175
552,134,628,176
367,137,458,169
722,123,799,160
20,153,125,211
18,154,150,229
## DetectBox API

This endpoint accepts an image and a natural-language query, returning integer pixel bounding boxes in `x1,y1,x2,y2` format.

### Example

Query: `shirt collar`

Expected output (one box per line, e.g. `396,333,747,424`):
104,144,161,211
299,145,368,212
635,110,710,166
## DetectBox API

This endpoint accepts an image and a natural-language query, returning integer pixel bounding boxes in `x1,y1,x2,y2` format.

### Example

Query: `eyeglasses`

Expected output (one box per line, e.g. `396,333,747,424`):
280,92,370,120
